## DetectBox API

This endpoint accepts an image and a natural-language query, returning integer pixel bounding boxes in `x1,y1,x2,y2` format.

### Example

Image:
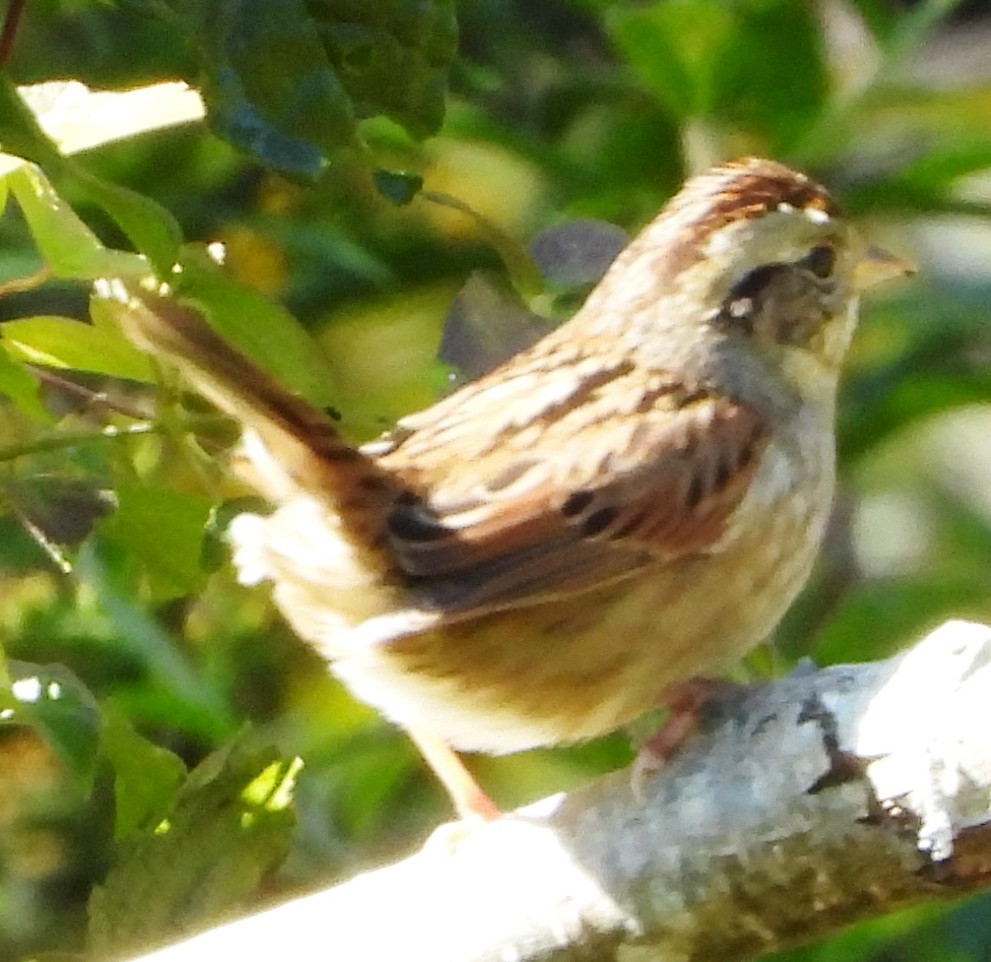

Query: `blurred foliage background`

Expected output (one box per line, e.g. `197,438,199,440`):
0,0,989,958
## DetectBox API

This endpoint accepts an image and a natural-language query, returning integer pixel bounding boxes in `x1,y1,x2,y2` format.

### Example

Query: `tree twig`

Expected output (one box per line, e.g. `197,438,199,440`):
127,620,991,962
0,0,27,67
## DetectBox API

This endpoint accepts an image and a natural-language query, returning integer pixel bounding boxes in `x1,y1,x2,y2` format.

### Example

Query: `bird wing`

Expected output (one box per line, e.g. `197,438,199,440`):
373,359,769,614
118,285,769,618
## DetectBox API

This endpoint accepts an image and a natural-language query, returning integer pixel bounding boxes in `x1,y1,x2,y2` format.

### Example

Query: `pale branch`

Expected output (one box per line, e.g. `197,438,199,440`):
130,620,991,962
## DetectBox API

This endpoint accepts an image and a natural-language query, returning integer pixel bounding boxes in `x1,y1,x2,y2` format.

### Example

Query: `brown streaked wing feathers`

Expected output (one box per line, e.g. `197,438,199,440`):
380,388,769,613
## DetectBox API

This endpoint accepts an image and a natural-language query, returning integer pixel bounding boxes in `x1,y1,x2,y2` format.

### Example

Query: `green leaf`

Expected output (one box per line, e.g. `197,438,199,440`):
607,0,735,118
0,660,102,795
70,167,183,277
100,707,187,841
4,312,155,382
0,74,66,172
373,168,424,205
847,0,903,43
717,0,827,150
813,576,986,667
5,164,149,280
842,369,991,464
88,738,299,959
841,140,991,217
608,0,827,148
0,344,52,422
187,0,359,177
183,0,456,176
874,0,968,67
73,538,232,743
308,0,458,138
98,482,214,599
838,281,990,463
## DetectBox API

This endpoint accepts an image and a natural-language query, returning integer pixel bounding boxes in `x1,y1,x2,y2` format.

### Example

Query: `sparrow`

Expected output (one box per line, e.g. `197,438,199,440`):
115,158,911,818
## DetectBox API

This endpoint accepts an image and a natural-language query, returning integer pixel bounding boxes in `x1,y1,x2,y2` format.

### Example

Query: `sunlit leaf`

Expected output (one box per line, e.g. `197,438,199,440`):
4,164,148,280
0,78,182,274
70,167,182,276
4,312,155,382
717,0,827,150
88,738,297,958
0,345,51,422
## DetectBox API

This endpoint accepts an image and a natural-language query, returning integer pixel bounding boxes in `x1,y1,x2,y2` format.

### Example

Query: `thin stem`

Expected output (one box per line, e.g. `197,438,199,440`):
0,415,224,463
0,423,156,462
0,0,27,67
0,267,52,298
418,190,545,303
31,367,154,421
9,501,73,574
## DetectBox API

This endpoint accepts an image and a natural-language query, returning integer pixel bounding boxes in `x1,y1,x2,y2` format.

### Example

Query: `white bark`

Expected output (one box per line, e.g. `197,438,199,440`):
129,620,991,962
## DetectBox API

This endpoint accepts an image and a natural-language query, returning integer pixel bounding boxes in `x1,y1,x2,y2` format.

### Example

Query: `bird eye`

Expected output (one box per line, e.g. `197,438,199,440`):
800,245,836,278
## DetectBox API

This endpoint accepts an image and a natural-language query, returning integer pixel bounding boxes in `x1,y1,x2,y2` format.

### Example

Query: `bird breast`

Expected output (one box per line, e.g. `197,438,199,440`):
327,423,834,755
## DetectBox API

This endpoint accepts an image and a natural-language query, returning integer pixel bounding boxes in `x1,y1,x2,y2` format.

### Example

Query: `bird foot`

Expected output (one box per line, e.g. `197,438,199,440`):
631,677,746,799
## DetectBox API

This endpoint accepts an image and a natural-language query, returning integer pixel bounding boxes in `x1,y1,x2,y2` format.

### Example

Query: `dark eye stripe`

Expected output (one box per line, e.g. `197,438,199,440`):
716,263,783,334
800,245,836,278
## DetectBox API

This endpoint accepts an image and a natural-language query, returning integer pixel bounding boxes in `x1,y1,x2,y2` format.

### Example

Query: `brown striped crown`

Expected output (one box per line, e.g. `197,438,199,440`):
621,157,842,280
671,158,839,230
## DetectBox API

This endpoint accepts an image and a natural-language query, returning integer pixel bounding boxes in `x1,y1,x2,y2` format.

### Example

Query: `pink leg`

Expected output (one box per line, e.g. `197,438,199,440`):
407,727,501,821
632,677,743,796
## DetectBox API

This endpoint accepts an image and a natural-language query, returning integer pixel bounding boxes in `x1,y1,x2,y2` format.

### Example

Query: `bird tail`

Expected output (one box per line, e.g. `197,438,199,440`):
111,283,388,507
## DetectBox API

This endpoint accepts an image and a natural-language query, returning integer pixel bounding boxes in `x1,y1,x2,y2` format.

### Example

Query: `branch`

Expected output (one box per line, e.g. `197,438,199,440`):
129,620,991,962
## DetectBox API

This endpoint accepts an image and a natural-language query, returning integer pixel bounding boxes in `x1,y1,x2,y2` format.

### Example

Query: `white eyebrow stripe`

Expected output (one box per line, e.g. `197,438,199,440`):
775,199,832,225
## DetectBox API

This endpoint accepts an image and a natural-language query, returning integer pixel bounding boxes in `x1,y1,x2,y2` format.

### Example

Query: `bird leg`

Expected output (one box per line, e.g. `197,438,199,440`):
407,727,501,821
631,677,744,797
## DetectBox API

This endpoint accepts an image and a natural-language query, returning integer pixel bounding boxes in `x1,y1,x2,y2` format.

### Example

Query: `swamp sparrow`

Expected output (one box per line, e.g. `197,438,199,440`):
118,158,910,817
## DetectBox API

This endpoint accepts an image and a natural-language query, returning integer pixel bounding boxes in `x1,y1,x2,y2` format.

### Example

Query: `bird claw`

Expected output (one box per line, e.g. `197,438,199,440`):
630,677,746,800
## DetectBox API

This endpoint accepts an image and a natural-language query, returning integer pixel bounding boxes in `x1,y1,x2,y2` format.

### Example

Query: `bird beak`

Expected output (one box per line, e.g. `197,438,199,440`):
854,245,916,290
